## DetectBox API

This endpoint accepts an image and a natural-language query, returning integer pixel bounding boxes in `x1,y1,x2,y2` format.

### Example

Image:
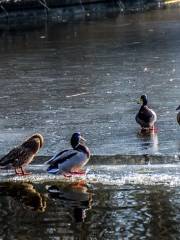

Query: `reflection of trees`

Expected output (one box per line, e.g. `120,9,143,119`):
137,186,179,239
84,185,180,239
107,185,180,239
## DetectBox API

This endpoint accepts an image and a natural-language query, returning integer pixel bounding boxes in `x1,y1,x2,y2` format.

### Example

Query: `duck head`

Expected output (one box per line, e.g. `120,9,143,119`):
71,132,86,149
31,133,44,148
176,105,180,111
24,133,44,148
137,94,148,106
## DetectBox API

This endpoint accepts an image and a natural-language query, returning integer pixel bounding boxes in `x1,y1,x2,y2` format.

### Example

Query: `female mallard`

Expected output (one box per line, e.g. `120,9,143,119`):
46,132,90,176
176,105,180,125
0,133,44,175
136,94,157,130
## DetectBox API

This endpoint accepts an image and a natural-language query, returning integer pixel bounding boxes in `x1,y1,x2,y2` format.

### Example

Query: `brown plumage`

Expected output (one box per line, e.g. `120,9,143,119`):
0,133,44,175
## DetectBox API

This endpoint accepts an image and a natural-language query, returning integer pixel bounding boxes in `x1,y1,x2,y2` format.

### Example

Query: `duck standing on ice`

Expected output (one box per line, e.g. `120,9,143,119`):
46,132,90,176
136,94,157,131
0,133,44,175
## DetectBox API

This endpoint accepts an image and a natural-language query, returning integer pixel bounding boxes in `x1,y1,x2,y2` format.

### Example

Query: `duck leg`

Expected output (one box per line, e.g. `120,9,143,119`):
63,170,86,177
15,167,31,176
63,172,73,178
149,126,158,131
70,169,86,175
15,168,21,175
141,126,158,133
21,167,31,175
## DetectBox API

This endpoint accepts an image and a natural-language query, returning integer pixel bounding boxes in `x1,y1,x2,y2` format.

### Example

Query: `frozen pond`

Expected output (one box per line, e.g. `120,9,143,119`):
0,8,180,157
0,7,180,239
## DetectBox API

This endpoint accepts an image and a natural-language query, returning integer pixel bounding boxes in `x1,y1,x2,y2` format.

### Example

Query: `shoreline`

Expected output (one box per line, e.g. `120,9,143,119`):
0,0,179,30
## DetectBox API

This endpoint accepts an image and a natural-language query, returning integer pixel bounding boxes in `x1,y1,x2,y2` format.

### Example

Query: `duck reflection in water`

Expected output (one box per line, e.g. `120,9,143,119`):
137,128,159,154
0,182,46,212
47,181,92,223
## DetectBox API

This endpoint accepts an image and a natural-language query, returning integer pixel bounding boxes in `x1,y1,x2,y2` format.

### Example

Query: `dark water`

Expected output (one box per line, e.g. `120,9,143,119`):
0,8,180,156
0,179,180,240
0,164,180,239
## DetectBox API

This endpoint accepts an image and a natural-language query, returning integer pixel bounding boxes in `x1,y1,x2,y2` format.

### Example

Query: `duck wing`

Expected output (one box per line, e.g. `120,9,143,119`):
46,149,77,166
45,149,69,165
138,106,156,122
47,149,82,174
0,146,23,167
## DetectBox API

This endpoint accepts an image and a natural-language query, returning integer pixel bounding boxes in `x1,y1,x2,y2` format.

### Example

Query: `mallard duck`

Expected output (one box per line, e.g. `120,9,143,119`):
176,105,180,125
46,132,90,176
135,94,157,130
0,133,44,175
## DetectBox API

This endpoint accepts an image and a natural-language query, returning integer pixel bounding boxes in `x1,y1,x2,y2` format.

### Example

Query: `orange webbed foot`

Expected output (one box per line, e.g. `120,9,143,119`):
15,168,31,176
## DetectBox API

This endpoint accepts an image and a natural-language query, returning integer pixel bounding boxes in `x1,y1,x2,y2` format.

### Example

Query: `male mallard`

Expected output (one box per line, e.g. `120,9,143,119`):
136,94,157,130
176,105,180,125
0,133,44,175
46,132,90,176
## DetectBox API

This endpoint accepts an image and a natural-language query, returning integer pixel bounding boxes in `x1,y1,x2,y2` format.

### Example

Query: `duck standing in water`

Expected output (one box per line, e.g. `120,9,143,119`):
46,132,90,176
0,133,44,175
176,105,180,125
136,94,157,131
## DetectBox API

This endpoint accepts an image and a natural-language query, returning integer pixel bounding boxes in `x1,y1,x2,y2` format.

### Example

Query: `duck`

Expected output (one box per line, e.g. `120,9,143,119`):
135,94,157,130
0,133,44,175
46,132,90,176
176,105,180,125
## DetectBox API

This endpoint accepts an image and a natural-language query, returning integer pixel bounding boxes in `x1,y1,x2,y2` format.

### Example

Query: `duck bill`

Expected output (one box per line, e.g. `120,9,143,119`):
176,105,180,111
80,136,86,143
137,99,142,104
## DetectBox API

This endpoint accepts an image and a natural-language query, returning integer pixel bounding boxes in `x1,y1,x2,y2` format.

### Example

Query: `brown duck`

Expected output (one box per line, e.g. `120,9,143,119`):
0,133,44,175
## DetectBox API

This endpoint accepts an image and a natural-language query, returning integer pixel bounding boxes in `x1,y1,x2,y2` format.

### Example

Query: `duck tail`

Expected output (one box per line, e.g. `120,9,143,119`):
0,155,12,166
47,165,60,174
47,168,59,174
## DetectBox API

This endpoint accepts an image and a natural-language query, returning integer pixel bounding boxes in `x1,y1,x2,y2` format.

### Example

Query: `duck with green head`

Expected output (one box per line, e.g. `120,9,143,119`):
46,132,90,176
136,94,157,130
